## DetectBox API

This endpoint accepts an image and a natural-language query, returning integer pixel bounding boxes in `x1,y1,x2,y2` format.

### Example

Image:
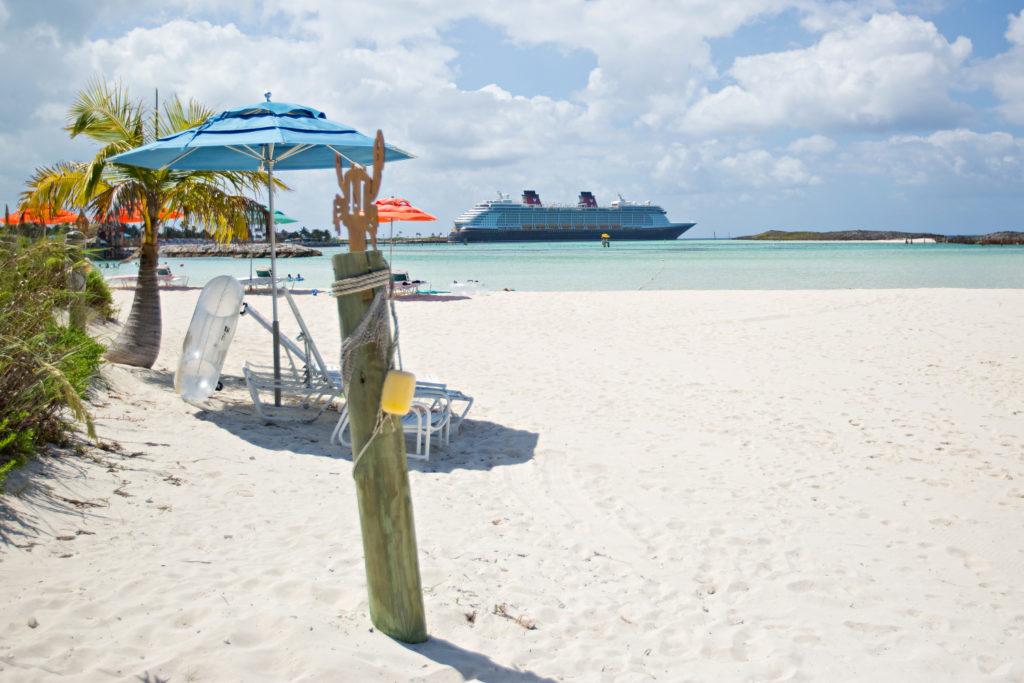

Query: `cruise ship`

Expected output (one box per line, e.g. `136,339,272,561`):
448,190,695,243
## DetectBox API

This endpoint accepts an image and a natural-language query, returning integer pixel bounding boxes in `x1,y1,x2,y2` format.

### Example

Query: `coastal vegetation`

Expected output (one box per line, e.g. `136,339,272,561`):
18,79,278,368
0,237,108,489
738,229,1024,244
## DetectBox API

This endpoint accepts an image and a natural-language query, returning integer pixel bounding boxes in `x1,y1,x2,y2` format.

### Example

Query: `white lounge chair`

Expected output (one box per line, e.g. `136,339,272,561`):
240,268,293,293
242,361,338,422
330,394,448,462
413,380,474,438
329,380,471,461
240,288,343,422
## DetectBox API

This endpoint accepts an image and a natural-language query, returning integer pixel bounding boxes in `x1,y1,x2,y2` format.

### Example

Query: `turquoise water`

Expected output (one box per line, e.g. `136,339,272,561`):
97,240,1024,291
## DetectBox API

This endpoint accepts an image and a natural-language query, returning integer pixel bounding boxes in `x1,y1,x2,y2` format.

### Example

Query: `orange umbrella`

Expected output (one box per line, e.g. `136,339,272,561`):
1,206,80,225
94,207,184,223
375,197,437,224
375,197,437,241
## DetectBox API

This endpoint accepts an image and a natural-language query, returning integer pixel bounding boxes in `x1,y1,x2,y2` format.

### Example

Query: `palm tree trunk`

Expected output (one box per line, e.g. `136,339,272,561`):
104,240,161,368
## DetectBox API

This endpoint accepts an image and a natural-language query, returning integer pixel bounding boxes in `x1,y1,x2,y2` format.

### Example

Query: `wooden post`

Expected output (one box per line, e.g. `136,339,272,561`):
333,249,427,643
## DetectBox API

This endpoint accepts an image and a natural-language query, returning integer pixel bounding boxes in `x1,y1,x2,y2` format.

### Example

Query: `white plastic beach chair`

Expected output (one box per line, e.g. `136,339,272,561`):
330,387,452,461
240,288,343,422
328,377,473,461
240,268,294,293
413,380,474,438
242,360,338,422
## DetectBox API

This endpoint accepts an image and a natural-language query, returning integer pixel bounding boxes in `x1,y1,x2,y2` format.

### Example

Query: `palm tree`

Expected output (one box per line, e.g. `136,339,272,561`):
20,79,280,368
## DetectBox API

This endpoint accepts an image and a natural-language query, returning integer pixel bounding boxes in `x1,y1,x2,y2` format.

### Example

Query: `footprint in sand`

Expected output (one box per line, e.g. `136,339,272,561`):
907,609,950,632
947,546,991,572
844,621,900,636
786,579,817,593
976,655,1012,676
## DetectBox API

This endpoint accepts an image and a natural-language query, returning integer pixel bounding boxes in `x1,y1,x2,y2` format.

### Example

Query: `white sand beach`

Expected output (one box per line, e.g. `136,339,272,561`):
2,287,1023,681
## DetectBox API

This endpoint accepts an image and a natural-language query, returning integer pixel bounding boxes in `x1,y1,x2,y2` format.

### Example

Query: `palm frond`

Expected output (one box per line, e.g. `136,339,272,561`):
90,181,148,222
168,181,268,242
66,78,143,148
18,161,92,210
159,95,215,138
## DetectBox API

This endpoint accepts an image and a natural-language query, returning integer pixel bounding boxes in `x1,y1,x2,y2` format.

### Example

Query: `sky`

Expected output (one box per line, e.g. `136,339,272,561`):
1,0,1022,238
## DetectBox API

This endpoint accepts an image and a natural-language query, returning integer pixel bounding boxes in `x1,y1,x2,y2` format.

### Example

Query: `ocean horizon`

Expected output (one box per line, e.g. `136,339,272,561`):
98,239,1024,292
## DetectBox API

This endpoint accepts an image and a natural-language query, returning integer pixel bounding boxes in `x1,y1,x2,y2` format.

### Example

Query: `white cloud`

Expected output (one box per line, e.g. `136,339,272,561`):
69,18,461,130
680,12,972,134
799,0,897,32
1008,9,1024,45
444,0,811,131
844,128,1024,190
787,134,837,155
654,139,821,194
983,10,1024,124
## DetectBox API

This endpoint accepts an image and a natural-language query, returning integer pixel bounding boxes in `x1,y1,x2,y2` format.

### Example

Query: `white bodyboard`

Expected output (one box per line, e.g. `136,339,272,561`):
175,275,244,401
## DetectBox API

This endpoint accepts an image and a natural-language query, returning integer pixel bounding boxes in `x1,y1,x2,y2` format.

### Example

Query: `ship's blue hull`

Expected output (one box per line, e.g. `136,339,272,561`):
448,223,694,243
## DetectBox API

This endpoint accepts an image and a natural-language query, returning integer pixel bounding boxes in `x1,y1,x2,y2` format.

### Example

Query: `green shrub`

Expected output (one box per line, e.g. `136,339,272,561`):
84,266,116,319
0,236,107,490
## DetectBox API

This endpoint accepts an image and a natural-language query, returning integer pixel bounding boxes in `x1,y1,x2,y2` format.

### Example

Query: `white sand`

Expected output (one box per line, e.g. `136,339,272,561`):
2,287,1023,681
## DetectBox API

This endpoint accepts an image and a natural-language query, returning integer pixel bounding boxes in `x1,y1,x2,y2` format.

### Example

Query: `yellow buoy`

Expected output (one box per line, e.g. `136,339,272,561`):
381,370,416,415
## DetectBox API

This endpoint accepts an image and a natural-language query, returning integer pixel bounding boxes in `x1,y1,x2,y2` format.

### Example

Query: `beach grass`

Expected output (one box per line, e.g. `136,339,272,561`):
0,237,107,489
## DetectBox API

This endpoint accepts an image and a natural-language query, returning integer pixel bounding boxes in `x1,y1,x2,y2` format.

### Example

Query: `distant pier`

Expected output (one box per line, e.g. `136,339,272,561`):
160,243,323,258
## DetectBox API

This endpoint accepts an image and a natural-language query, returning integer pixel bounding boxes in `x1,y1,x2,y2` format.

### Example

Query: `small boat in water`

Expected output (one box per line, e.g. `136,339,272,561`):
106,264,188,289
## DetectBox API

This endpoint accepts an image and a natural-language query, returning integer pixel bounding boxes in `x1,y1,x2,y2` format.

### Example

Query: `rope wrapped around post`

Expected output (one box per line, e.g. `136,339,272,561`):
330,268,392,297
331,267,399,470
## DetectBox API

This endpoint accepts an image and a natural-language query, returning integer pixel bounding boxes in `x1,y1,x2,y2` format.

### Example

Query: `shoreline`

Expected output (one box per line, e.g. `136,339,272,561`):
93,240,1024,293
737,229,1024,244
3,288,1022,680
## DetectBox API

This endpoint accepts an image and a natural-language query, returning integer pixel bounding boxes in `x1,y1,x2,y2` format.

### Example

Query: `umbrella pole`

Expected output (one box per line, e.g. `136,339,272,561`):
267,160,282,406
388,219,403,371
388,219,395,295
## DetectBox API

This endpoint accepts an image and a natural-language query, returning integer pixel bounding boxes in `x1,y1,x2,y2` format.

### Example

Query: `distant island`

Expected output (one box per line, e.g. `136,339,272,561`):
737,230,1024,244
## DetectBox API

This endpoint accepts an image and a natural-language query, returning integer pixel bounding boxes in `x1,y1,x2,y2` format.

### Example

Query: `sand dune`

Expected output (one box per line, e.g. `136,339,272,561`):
2,287,1023,681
